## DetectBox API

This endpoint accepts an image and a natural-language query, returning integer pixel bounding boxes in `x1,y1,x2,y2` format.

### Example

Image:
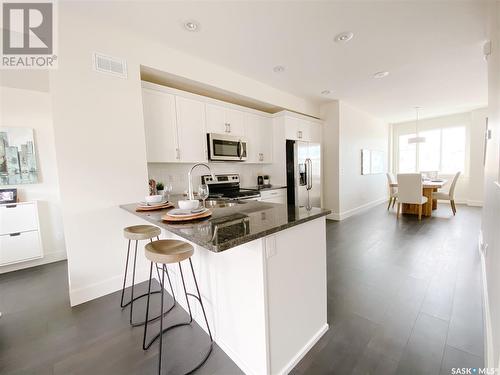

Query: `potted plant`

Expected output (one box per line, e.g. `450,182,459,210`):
156,182,165,197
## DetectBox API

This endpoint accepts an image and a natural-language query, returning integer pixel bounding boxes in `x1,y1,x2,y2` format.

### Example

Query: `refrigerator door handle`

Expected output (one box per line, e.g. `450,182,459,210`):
306,158,313,190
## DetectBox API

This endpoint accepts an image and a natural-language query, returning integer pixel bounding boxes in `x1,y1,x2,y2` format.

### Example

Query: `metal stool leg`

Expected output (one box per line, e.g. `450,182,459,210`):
120,239,132,308
158,263,165,375
129,240,139,325
123,239,176,327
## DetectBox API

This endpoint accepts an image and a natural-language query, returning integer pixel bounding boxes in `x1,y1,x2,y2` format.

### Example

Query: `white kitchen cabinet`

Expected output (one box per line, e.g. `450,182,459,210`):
142,88,178,162
284,117,321,143
175,96,208,162
206,103,245,136
260,188,287,204
244,113,273,163
0,201,42,266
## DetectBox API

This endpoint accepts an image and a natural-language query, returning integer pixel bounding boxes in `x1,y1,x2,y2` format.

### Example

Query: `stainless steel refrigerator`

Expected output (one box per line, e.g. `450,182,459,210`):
286,140,321,208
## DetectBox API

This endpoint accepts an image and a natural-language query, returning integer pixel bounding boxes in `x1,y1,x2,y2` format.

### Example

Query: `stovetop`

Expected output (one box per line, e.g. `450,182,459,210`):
203,174,260,200
209,189,260,200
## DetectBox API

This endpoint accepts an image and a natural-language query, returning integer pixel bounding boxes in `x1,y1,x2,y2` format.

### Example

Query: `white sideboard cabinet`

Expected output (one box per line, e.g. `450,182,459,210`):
0,201,42,266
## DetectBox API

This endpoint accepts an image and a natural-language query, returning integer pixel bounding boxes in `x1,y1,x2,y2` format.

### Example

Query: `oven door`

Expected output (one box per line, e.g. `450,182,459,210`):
207,133,247,161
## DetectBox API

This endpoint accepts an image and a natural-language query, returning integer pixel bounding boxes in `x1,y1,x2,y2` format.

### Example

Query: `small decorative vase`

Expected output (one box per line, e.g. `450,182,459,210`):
157,190,165,199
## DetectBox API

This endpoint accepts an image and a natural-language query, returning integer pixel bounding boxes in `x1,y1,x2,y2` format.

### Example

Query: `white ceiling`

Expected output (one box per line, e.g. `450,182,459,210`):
78,1,488,123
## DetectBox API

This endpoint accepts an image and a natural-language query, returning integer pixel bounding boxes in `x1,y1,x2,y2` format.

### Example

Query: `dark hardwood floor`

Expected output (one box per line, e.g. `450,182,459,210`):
0,203,484,375
293,203,484,375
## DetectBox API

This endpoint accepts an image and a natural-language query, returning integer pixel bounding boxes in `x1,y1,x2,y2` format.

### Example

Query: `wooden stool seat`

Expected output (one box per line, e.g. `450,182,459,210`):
123,225,161,241
144,240,194,264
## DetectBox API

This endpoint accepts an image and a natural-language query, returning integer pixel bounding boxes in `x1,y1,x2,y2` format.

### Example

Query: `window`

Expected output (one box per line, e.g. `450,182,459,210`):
397,126,466,174
441,127,466,174
418,129,440,171
398,134,416,173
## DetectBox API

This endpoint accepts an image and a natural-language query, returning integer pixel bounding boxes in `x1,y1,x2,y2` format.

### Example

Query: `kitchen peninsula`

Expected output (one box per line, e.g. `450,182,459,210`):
121,199,330,375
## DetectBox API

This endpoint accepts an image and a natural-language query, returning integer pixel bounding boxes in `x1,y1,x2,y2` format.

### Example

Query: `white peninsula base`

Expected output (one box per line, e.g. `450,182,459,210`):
157,216,328,375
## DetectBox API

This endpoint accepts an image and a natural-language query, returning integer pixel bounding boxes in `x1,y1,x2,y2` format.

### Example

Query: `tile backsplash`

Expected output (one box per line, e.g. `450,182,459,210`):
148,162,272,194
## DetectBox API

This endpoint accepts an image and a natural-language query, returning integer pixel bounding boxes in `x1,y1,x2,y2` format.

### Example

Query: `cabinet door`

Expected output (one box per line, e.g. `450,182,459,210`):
0,230,42,265
142,88,178,162
244,113,260,163
225,108,245,136
259,117,273,163
206,104,245,136
175,96,207,162
308,121,322,143
205,103,227,134
0,203,38,235
285,117,300,140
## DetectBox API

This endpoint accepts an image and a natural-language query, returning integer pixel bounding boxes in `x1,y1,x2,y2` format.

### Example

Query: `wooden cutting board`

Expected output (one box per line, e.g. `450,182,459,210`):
136,202,174,212
162,209,212,222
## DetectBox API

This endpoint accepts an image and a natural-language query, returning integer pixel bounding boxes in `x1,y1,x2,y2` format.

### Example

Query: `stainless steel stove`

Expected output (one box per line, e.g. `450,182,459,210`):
201,174,261,200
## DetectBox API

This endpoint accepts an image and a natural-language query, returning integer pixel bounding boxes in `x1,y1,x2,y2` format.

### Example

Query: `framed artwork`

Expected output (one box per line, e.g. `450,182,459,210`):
0,127,38,185
0,188,17,204
361,149,386,175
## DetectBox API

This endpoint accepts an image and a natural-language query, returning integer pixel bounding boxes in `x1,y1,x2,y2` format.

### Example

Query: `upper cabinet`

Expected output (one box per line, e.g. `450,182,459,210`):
142,86,207,163
284,116,322,143
175,96,207,162
142,88,178,162
141,82,278,164
206,103,245,136
245,113,273,163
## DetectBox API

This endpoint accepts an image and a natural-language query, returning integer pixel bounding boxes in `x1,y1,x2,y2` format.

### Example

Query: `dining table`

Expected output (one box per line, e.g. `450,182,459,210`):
390,179,448,217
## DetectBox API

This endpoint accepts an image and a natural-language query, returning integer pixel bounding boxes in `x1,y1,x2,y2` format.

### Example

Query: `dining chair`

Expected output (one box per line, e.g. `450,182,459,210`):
386,173,398,210
396,173,428,220
432,171,461,215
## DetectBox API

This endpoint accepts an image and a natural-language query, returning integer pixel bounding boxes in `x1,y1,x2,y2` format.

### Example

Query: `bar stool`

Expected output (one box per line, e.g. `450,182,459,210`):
121,225,176,327
142,239,213,375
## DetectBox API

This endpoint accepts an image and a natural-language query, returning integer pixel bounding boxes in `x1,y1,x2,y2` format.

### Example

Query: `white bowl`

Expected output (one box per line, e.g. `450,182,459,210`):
178,199,199,210
145,195,163,204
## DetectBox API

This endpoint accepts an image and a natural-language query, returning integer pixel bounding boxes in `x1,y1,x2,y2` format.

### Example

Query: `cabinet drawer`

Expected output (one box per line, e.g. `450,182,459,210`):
260,188,286,200
0,230,42,265
0,203,38,235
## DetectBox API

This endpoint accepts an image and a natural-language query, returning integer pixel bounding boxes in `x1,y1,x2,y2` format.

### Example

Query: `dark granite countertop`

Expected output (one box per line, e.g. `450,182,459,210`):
120,197,330,252
243,185,287,191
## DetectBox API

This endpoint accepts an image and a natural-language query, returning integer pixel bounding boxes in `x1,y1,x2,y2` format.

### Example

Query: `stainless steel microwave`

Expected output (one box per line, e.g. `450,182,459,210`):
207,133,247,161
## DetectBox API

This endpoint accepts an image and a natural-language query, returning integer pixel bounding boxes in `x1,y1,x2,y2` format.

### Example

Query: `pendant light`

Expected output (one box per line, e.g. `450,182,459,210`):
408,106,426,144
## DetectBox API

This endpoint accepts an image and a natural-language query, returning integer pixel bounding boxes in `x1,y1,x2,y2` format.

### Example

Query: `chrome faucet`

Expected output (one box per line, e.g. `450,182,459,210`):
188,163,215,200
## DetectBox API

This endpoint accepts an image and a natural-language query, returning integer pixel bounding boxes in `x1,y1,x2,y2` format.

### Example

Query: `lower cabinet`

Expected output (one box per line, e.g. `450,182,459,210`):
0,230,42,265
0,201,42,266
260,188,287,204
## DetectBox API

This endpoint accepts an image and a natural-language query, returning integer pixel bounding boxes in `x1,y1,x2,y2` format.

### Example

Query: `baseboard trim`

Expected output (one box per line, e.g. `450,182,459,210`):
276,323,329,375
479,230,494,368
328,197,387,221
0,249,67,274
69,266,150,306
467,200,484,207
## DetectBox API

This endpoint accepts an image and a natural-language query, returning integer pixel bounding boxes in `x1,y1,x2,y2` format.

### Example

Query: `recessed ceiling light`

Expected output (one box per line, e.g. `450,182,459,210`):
334,32,354,43
273,65,285,73
183,20,200,32
321,90,331,95
373,71,389,79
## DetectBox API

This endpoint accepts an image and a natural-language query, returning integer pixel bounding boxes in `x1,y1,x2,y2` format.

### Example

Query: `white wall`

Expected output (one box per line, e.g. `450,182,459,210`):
0,86,66,273
320,101,340,215
321,101,388,220
391,109,487,206
50,2,319,306
338,102,389,216
481,0,500,369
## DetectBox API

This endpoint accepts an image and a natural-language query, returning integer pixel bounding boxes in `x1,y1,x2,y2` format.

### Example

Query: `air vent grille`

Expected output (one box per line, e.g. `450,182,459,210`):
93,52,127,78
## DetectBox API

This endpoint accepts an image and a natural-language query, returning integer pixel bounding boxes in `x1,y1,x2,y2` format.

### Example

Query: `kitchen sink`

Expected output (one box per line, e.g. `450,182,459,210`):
204,200,238,208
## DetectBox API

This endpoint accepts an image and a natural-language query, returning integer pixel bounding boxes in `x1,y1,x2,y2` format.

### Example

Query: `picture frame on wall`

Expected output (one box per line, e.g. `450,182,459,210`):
0,188,17,204
0,127,39,186
361,149,386,175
